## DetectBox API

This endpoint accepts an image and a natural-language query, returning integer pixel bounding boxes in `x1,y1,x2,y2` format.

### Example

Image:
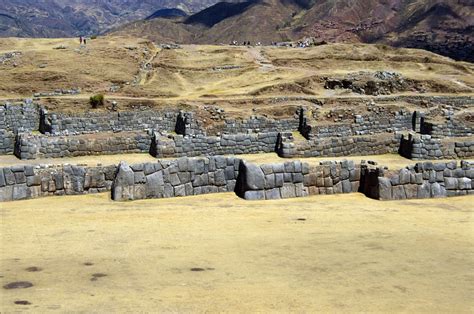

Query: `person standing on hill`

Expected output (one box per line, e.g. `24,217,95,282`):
83,38,87,45
79,36,83,44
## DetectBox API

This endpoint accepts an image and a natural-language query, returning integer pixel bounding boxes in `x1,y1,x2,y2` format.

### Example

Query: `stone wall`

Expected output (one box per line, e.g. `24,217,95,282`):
2,157,472,202
361,160,473,200
278,133,399,158
399,133,474,160
0,102,40,133
237,160,361,200
112,156,240,201
14,131,152,160
0,130,15,154
421,119,473,138
301,110,413,139
152,132,279,158
42,109,178,135
221,116,299,134
0,164,117,202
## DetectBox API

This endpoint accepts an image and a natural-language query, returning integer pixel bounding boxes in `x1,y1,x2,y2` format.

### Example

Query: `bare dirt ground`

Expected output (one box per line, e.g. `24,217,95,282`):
1,192,473,312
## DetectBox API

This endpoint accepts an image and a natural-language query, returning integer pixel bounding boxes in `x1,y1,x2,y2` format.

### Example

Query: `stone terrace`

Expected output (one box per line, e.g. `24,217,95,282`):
1,95,473,202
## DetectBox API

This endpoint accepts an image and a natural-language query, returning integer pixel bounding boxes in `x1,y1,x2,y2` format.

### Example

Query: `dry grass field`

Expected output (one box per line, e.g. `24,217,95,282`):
1,192,473,312
1,152,470,170
1,36,473,116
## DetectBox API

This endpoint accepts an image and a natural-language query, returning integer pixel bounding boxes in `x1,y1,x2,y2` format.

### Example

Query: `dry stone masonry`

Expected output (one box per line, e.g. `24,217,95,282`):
112,156,240,201
362,160,474,200
0,95,473,203
1,98,473,162
236,160,361,200
399,133,474,160
0,164,116,202
1,157,472,202
15,131,152,160
152,132,279,158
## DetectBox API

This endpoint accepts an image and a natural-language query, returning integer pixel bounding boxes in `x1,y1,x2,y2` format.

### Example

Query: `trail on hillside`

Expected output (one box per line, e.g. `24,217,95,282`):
248,47,274,72
136,44,161,86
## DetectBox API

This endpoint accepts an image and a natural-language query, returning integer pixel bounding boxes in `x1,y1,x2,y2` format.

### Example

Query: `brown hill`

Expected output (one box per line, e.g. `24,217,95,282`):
0,0,219,37
111,0,474,61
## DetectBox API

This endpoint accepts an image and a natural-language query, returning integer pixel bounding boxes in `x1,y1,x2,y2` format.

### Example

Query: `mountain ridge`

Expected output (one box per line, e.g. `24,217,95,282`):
111,0,474,62
0,0,219,37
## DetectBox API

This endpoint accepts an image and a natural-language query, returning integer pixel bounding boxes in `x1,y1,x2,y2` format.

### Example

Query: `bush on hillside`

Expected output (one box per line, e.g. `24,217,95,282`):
90,94,105,109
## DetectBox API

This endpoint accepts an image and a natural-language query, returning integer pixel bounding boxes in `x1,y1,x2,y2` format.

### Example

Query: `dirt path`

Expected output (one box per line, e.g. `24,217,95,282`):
248,47,275,72
136,44,161,86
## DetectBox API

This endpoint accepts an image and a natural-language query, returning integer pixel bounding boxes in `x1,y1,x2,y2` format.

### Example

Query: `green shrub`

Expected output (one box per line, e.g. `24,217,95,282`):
91,35,97,40
90,94,105,108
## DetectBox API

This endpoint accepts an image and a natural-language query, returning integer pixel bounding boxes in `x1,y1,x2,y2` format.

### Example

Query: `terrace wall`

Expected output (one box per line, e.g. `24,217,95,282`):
2,157,472,202
0,102,40,133
0,130,15,154
41,109,178,134
277,133,400,158
399,133,474,160
112,156,240,201
14,131,152,160
152,132,279,158
361,160,474,200
0,164,117,202
236,160,361,200
300,110,413,139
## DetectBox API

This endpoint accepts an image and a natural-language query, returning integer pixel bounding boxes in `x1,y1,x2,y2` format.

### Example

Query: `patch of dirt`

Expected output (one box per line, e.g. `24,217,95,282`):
25,266,42,272
90,273,107,281
14,300,32,305
3,281,34,289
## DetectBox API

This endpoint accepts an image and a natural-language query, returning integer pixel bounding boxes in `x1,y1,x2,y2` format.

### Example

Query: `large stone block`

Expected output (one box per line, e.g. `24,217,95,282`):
174,184,186,197
417,182,431,199
112,162,135,201
392,185,406,200
244,190,265,200
169,173,180,186
164,183,174,198
399,168,411,185
349,168,361,181
274,173,284,187
265,188,281,200
280,184,296,199
378,177,392,200
0,169,5,187
3,168,16,185
261,164,274,175
146,171,164,198
26,175,41,187
178,171,191,184
243,162,265,190
214,169,226,186
292,173,304,183
444,177,458,190
12,184,28,200
0,186,13,202
431,182,446,198
459,178,472,190
404,184,418,199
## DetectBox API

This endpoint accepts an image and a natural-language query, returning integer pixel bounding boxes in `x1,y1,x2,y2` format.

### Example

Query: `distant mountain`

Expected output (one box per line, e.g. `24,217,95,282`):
147,8,188,20
112,0,474,62
0,0,218,37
